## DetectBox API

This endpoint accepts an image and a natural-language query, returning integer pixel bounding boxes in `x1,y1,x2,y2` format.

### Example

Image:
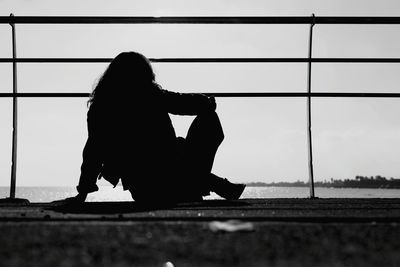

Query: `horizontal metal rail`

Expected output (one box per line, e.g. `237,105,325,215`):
1,92,400,98
2,16,400,24
1,58,400,63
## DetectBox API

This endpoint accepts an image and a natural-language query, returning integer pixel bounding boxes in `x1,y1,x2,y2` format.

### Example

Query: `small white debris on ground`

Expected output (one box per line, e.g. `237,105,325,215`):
209,220,255,232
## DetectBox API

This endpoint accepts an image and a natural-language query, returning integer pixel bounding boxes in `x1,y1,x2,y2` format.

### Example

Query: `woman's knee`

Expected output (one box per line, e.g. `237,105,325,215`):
188,111,224,142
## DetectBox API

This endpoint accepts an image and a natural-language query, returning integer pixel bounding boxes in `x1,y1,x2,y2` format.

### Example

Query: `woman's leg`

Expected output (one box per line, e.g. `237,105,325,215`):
179,111,224,197
183,111,245,200
185,111,224,174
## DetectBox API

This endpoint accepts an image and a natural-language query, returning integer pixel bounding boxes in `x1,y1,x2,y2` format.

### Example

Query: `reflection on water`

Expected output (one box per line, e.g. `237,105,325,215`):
0,186,399,202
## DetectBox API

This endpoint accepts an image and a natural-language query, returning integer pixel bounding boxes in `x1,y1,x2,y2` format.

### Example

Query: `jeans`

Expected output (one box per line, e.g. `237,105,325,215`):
130,111,225,203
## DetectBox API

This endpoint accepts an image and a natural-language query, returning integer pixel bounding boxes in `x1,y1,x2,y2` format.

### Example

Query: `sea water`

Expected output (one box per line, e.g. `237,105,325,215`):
0,186,399,202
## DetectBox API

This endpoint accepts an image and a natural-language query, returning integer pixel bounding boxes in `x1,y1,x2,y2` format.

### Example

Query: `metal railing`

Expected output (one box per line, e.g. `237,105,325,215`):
1,15,400,200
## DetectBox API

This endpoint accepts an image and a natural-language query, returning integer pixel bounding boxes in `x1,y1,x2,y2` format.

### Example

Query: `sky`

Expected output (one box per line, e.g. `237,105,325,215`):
0,0,400,189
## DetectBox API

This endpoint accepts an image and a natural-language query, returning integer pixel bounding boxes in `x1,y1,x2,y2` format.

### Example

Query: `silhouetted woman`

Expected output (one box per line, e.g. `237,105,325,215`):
70,51,245,205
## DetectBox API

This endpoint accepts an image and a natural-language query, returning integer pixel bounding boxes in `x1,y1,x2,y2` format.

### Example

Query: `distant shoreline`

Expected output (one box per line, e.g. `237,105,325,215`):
246,176,400,189
246,184,400,189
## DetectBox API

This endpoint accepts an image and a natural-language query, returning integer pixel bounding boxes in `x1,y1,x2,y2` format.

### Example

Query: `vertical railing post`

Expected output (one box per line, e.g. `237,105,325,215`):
307,14,316,198
9,13,18,199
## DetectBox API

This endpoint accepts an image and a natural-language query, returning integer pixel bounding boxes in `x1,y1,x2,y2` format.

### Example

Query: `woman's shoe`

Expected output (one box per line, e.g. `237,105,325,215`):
212,177,246,200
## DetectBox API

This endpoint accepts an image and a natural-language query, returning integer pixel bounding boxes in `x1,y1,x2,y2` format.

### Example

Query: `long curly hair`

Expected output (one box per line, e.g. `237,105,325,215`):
88,51,157,106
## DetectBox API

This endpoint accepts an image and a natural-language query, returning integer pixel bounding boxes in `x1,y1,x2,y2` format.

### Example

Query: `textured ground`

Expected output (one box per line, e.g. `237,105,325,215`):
0,198,399,267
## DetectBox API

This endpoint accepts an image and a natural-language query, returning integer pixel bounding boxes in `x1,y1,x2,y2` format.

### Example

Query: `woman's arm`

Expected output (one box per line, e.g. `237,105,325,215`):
76,108,102,196
76,136,101,195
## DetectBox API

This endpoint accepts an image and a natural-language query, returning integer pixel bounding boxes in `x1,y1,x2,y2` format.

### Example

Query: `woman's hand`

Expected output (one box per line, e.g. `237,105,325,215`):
52,193,87,205
209,96,216,111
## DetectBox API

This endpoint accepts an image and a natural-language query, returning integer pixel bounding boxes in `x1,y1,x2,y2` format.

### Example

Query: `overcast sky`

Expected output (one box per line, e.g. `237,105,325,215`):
0,0,400,188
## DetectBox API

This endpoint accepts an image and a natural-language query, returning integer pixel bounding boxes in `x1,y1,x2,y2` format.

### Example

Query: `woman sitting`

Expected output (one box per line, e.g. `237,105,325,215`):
68,51,245,205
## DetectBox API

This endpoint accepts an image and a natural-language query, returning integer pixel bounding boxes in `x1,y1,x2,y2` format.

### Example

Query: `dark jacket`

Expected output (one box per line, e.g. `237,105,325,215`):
77,87,215,197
